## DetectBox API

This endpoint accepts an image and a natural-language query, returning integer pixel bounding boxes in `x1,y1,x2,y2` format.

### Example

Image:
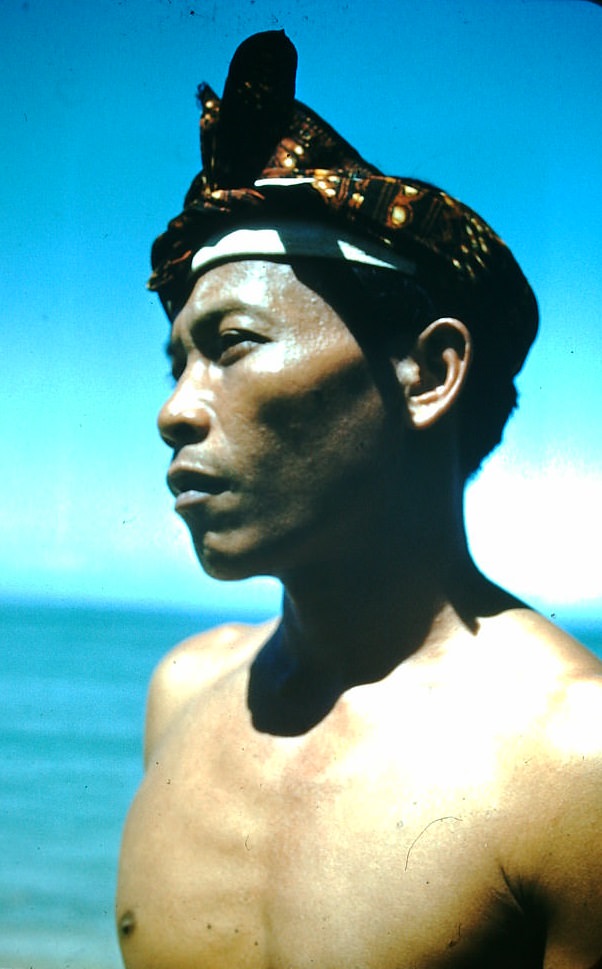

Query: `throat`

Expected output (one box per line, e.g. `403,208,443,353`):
247,632,344,736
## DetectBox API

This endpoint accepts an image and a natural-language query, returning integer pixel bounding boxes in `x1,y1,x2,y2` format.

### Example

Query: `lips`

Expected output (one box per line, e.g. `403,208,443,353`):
167,464,229,510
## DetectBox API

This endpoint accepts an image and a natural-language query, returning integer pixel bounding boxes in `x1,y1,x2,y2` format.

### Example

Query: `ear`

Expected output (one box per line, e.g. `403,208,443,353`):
394,318,472,430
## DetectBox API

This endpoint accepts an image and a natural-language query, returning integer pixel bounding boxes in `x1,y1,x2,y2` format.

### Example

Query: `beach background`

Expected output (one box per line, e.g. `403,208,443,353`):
1,598,601,969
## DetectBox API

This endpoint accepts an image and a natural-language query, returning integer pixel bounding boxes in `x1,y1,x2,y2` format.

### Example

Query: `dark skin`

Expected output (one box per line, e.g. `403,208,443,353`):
117,260,602,968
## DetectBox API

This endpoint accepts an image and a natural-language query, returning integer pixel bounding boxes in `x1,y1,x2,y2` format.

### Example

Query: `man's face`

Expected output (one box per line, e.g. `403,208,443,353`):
158,260,406,581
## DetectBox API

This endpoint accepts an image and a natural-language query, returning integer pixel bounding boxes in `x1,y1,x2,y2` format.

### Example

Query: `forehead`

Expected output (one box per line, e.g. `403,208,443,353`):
195,259,297,305
172,259,340,332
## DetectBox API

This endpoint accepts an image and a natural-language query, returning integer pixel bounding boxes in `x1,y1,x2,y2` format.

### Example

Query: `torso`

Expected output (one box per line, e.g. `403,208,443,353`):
116,610,602,969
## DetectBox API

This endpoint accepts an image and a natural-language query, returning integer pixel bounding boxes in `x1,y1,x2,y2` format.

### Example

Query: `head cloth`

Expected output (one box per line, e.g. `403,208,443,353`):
149,30,538,375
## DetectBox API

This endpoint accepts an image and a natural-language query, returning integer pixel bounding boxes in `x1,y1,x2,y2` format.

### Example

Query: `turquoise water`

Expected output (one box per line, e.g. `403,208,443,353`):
0,599,253,969
1,599,600,969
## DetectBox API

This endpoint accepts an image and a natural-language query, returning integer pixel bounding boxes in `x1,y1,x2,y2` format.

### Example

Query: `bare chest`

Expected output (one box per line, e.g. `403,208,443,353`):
117,685,539,969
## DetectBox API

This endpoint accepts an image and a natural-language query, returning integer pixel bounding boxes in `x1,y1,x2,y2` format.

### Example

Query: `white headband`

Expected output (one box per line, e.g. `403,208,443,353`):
190,222,416,277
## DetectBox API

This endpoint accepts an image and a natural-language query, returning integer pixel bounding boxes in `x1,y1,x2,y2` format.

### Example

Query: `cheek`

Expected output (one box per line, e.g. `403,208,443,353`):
254,349,384,454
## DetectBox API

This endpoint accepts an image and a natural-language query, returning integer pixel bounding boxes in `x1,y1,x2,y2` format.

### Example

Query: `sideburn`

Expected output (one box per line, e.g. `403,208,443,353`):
290,258,413,418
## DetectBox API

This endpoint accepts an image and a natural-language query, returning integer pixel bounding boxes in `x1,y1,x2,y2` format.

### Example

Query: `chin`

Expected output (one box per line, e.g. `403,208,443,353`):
192,533,274,584
189,517,321,583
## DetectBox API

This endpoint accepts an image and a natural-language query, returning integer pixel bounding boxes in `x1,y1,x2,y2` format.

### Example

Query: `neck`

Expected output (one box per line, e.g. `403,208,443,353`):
247,485,515,736
279,518,474,684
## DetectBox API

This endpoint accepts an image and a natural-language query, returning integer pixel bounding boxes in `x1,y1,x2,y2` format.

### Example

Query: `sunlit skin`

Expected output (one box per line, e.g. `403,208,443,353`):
117,260,602,969
157,261,408,587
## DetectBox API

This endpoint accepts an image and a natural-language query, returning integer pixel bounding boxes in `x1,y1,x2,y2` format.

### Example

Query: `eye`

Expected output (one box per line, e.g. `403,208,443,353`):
168,351,186,384
169,364,183,385
215,327,269,365
165,339,186,384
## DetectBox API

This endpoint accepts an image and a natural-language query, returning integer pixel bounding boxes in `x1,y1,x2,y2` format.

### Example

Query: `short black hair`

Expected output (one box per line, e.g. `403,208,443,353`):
290,258,519,480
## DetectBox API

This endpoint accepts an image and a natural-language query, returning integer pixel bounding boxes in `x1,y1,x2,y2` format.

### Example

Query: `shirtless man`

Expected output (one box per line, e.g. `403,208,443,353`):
116,32,602,969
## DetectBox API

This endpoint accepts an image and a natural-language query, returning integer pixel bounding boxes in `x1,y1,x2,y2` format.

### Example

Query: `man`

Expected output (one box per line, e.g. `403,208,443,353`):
116,31,602,969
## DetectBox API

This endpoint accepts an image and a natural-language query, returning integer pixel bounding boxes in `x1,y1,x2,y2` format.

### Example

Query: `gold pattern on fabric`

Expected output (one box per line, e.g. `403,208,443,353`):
149,30,538,375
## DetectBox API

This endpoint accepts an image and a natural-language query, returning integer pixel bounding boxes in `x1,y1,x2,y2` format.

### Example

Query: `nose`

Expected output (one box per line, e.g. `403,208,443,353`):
157,373,212,449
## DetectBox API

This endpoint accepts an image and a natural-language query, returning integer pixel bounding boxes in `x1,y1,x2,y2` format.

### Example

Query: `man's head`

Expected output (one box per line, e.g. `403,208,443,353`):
158,257,420,581
150,30,538,484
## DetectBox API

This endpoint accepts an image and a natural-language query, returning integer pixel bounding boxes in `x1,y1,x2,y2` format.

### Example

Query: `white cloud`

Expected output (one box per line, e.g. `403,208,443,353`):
466,456,602,609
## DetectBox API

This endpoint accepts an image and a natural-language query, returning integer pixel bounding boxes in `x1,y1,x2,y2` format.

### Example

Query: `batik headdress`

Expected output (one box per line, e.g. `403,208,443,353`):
149,30,538,375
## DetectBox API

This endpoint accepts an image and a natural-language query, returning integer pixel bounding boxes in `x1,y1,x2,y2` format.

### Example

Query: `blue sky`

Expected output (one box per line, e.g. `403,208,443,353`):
1,0,601,620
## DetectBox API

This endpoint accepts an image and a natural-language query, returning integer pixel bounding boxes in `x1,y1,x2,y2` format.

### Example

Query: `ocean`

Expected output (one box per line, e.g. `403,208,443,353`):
0,598,257,969
1,599,601,969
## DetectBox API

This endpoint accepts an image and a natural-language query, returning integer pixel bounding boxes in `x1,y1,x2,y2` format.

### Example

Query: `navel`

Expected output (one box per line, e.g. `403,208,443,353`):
118,909,137,940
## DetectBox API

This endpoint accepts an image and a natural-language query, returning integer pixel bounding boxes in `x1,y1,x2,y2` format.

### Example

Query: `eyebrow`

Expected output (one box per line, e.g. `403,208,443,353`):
162,310,217,362
164,300,274,361
162,306,236,363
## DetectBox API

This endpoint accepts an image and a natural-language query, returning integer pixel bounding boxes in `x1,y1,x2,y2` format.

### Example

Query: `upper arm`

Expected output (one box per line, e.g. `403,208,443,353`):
517,675,602,967
542,753,602,967
143,637,206,768
142,622,260,768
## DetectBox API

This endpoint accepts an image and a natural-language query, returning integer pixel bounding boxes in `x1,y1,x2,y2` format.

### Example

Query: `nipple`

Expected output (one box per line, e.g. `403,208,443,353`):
118,909,137,939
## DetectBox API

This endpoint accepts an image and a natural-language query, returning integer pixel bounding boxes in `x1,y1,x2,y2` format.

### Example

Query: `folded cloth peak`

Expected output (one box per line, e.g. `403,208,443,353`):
149,30,538,375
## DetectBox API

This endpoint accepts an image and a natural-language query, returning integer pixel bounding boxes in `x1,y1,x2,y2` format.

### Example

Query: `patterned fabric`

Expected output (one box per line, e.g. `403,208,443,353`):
149,30,538,375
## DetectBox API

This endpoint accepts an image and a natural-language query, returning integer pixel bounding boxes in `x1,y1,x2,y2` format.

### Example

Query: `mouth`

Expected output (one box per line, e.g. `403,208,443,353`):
167,465,229,511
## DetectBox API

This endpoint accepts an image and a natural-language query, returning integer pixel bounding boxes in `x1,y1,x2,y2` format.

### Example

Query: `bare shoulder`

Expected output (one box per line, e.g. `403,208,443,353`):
486,608,602,768
143,616,278,767
518,610,602,783
480,607,602,706
492,611,602,962
490,607,602,672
